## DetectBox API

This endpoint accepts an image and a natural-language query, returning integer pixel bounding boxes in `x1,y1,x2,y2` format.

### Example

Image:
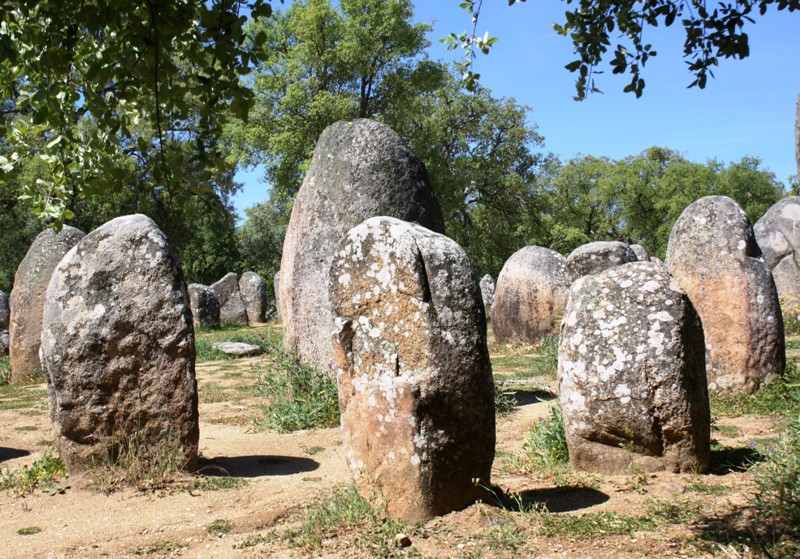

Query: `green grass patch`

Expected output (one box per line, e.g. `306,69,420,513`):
539,511,655,538
0,451,67,496
0,383,48,411
520,405,569,471
0,356,10,386
711,423,743,437
195,326,280,362
17,526,42,535
207,518,234,536
132,540,187,555
686,482,729,496
645,496,704,525
192,475,246,491
281,483,410,555
253,346,339,433
14,425,38,432
710,364,800,418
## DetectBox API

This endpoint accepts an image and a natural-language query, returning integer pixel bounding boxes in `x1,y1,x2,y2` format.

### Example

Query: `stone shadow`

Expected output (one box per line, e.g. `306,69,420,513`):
709,445,764,475
0,447,30,463
197,455,319,478
490,485,609,513
507,389,557,407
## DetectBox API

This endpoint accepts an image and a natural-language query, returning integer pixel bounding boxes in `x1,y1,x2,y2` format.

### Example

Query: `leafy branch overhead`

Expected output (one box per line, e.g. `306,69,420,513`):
451,0,799,99
0,0,279,227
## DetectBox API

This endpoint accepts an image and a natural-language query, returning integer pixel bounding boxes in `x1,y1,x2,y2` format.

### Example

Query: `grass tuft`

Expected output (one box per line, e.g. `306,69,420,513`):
0,451,67,496
521,405,569,470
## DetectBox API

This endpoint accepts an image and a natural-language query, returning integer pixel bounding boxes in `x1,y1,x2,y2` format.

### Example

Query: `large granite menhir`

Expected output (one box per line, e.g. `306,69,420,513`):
667,196,785,393
40,215,199,472
492,246,568,344
754,196,800,304
9,226,85,382
559,261,710,474
188,284,221,330
239,271,267,325
281,118,445,370
566,241,637,283
330,217,494,522
211,272,248,326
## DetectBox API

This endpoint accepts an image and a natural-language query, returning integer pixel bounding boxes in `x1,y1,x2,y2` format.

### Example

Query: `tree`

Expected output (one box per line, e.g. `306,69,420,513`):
229,0,550,278
228,0,443,200
450,0,799,98
0,0,276,226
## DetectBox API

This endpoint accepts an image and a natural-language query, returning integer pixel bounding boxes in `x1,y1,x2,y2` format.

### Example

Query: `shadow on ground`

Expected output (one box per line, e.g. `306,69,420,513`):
197,455,319,478
507,389,557,407
710,445,764,475
492,485,610,513
0,447,30,463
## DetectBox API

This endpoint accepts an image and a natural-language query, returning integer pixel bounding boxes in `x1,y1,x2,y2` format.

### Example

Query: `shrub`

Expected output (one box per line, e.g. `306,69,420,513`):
522,405,569,469
254,348,339,433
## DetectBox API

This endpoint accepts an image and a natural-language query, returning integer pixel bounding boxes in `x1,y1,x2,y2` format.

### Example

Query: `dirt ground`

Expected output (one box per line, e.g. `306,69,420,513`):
0,344,778,559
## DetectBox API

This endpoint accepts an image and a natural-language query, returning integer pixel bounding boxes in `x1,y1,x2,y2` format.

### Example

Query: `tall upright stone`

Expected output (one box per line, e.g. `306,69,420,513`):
492,246,569,344
9,226,85,382
667,196,785,393
40,215,199,472
281,119,445,370
0,290,8,355
559,262,710,474
211,272,248,326
566,241,637,283
754,197,800,303
239,271,267,325
188,284,221,330
479,274,496,311
331,217,494,522
273,270,281,323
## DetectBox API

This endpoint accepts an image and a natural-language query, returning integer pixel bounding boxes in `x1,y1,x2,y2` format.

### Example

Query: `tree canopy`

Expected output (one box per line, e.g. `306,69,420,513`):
0,0,276,226
450,0,799,98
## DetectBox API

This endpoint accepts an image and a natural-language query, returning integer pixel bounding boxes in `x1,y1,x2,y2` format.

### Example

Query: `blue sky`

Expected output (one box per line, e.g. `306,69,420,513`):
232,1,800,219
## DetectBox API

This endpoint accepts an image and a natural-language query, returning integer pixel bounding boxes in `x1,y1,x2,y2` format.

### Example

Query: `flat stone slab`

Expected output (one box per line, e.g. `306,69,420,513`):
212,342,262,357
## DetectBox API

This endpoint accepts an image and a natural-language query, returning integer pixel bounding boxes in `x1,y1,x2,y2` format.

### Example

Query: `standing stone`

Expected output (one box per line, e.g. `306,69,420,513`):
210,273,248,326
566,241,637,283
188,284,221,330
273,270,281,323
667,196,785,393
492,246,569,344
559,262,710,474
330,217,494,522
630,244,651,262
754,197,800,303
0,289,9,330
0,290,8,355
281,119,445,370
239,271,267,325
40,215,198,472
9,226,85,382
479,274,496,311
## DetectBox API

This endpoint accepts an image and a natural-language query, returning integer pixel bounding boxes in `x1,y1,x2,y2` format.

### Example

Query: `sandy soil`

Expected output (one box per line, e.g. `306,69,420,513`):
0,349,775,559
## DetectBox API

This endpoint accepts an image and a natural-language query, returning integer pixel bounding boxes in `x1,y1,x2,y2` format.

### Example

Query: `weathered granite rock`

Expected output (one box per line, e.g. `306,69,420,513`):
9,226,85,382
211,342,262,357
479,274,496,311
239,271,267,325
0,289,9,330
667,196,785,393
188,284,220,330
492,246,569,344
0,330,8,355
211,273,248,326
754,197,800,303
630,244,651,261
559,261,710,474
273,270,281,323
281,118,445,370
566,241,637,283
330,216,494,522
40,215,199,472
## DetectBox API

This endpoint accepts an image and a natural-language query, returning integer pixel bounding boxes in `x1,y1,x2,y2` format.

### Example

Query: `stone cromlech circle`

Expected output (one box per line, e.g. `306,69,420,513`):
3,116,797,525
667,196,785,394
280,118,446,372
330,216,495,522
40,215,199,473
